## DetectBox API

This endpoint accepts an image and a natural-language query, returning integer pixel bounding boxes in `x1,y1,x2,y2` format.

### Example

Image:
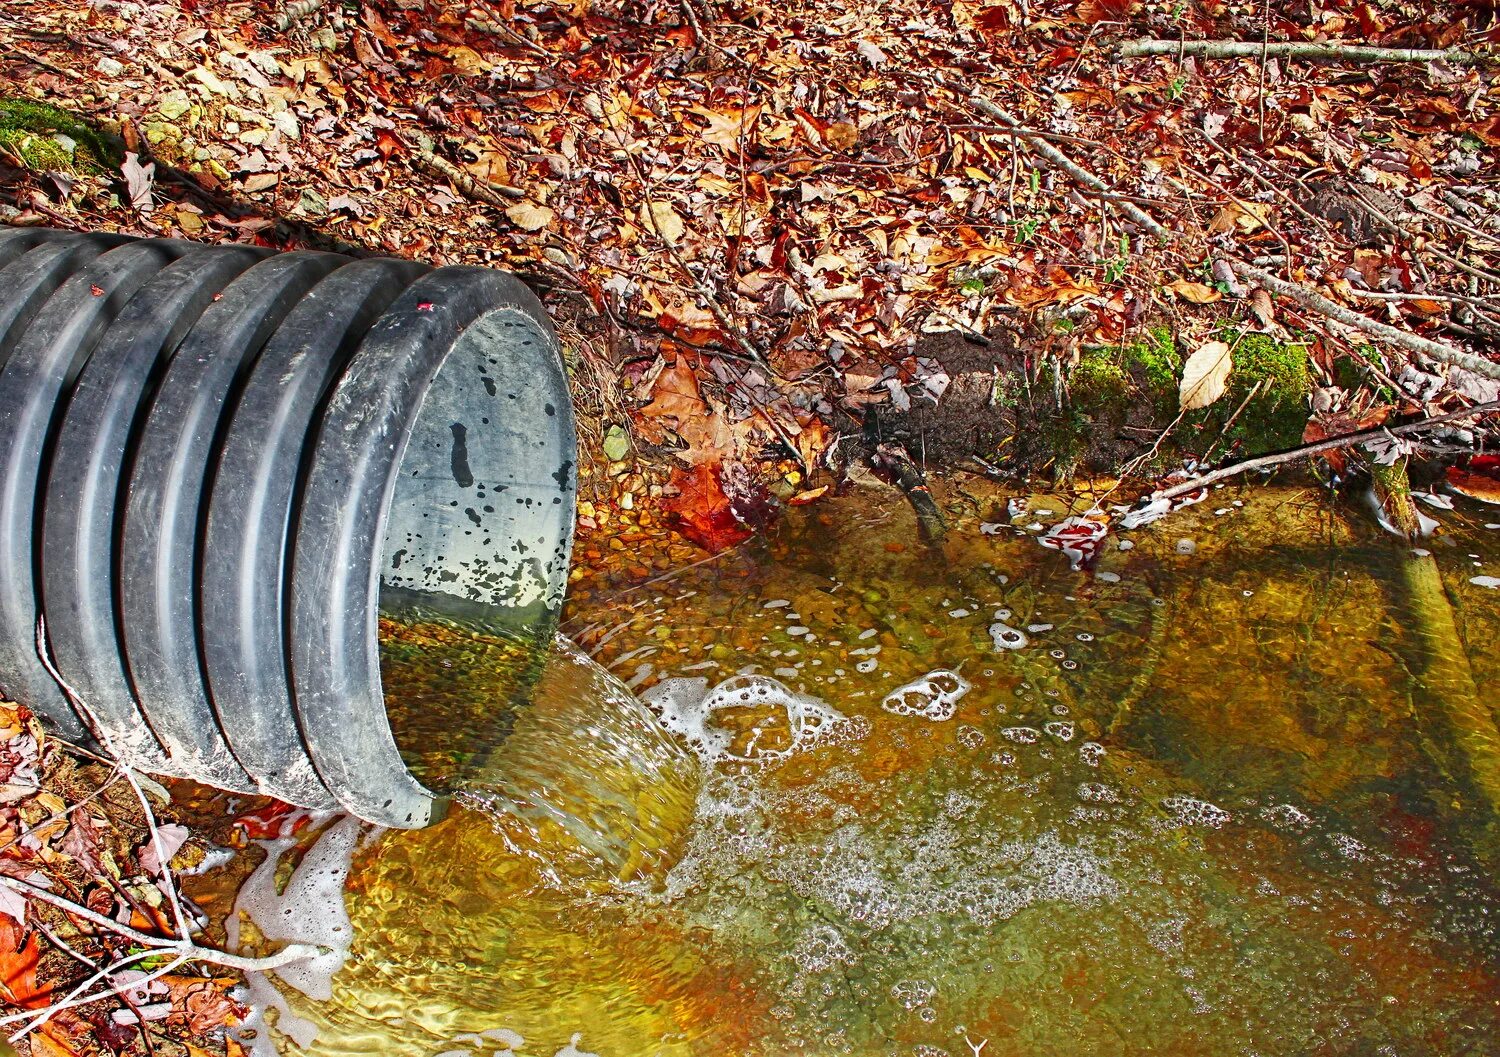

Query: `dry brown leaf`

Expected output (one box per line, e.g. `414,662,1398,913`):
1208,201,1272,235
688,105,762,151
1179,340,1234,411
1248,288,1275,328
1165,279,1223,305
505,201,554,231
825,121,859,151
633,358,732,465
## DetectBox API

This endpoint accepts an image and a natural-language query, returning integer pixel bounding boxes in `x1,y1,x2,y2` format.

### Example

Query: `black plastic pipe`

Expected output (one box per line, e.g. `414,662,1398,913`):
0,226,576,828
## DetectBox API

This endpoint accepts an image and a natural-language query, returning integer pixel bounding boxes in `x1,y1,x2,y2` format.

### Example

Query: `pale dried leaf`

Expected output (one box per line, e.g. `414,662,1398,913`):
641,200,686,243
1179,340,1234,411
857,39,889,67
121,151,155,212
1249,287,1275,328
1165,279,1222,304
505,200,554,231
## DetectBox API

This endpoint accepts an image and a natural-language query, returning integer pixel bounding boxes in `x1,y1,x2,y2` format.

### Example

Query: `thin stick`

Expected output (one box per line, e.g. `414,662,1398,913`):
409,146,525,206
0,876,328,976
955,85,1171,240
1232,262,1500,380
464,14,551,58
1154,399,1500,500
1117,39,1484,65
34,617,189,944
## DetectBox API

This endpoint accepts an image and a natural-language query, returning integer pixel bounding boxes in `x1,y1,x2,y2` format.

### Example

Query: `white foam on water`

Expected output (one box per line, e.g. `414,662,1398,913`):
989,622,1029,650
643,674,849,765
882,670,971,721
231,815,364,1000
227,816,367,1054
1000,726,1041,744
1160,795,1232,829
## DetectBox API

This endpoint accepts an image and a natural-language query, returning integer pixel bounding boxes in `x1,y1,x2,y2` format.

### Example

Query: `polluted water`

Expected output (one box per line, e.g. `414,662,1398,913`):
200,481,1500,1057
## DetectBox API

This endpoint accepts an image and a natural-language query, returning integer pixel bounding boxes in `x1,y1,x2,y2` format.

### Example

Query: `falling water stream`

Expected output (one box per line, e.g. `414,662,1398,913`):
197,479,1500,1057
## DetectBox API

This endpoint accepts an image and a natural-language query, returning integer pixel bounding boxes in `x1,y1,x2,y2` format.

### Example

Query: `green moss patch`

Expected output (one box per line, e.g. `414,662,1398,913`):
0,98,117,173
1174,330,1310,455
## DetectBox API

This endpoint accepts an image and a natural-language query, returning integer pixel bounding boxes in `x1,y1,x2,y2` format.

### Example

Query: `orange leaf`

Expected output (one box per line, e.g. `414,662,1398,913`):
663,464,753,552
0,915,48,1010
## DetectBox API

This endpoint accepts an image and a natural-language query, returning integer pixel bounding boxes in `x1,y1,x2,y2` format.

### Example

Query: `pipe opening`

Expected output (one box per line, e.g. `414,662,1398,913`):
378,307,576,794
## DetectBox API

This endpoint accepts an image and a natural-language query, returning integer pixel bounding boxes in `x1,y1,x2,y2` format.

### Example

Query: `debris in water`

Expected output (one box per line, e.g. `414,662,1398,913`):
989,621,1029,650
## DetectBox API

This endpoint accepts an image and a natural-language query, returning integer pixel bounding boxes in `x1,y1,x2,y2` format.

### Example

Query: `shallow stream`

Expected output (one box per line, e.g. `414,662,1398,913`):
215,479,1500,1057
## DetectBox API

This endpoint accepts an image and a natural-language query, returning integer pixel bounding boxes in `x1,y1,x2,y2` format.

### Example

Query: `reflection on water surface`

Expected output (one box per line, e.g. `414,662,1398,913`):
253,481,1500,1057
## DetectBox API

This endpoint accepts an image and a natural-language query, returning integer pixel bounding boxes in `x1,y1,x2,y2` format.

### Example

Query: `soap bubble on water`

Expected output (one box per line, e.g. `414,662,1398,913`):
644,674,850,766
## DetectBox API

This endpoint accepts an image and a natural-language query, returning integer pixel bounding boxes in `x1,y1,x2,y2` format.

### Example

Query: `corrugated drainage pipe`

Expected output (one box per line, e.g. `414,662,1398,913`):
0,226,576,829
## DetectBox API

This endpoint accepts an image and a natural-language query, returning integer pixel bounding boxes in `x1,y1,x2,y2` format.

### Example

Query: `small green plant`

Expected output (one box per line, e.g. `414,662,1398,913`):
1168,75,1188,101
1015,215,1041,243
1102,234,1130,284
959,276,987,296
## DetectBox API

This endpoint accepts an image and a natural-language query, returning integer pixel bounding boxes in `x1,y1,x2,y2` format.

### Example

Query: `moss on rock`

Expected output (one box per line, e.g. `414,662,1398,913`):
0,97,116,173
1179,329,1311,455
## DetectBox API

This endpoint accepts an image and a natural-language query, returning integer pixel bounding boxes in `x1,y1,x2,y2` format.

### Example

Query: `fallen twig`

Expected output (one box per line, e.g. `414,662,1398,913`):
956,85,1171,240
275,0,327,32
465,15,552,59
873,442,947,541
409,146,526,206
7,619,330,1043
1155,399,1500,501
1231,262,1500,380
1117,39,1485,65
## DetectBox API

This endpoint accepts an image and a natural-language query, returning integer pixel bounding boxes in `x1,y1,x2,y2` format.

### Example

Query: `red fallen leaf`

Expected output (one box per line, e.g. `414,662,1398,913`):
1447,454,1500,505
417,302,435,312
1074,0,1138,24
233,800,314,840
973,5,1014,31
663,463,753,553
0,913,50,1009
375,129,403,160
90,285,104,297
1303,405,1391,474
1470,116,1500,147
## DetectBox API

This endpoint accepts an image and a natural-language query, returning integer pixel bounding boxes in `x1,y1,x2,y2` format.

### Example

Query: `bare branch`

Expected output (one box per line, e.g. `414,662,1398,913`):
1231,262,1500,381
1154,399,1500,501
1118,39,1486,65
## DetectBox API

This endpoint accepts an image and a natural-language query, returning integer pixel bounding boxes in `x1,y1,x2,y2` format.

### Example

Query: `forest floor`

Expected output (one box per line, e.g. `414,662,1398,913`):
2,0,1500,1053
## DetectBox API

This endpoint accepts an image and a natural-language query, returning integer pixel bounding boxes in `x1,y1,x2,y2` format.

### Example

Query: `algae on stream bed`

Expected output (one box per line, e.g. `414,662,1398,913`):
206,480,1500,1057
